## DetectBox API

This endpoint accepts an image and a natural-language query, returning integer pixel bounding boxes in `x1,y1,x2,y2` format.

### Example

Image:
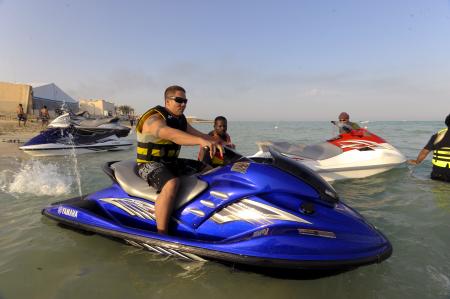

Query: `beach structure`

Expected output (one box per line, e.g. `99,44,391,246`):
0,81,78,118
79,98,116,117
0,82,32,117
30,83,78,116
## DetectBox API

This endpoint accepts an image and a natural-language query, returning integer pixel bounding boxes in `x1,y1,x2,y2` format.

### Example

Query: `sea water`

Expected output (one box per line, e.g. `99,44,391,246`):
0,121,449,299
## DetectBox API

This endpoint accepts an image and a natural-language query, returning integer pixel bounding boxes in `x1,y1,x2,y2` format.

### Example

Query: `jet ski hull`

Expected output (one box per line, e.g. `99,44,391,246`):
42,196,392,270
20,140,133,156
20,121,132,156
42,152,392,272
290,144,406,182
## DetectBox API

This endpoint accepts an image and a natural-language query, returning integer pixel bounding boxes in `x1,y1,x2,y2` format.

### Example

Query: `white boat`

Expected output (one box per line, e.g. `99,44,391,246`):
20,112,133,156
251,128,406,182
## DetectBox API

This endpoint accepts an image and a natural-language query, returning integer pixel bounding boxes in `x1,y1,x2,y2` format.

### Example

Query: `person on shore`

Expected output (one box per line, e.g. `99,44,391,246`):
129,115,135,127
408,113,450,182
16,104,27,127
198,116,235,167
332,112,360,134
136,85,222,234
39,105,50,128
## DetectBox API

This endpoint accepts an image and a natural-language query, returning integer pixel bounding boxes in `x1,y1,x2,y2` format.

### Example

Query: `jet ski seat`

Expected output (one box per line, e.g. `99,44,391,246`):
290,142,343,160
78,118,119,127
258,141,343,160
111,159,208,209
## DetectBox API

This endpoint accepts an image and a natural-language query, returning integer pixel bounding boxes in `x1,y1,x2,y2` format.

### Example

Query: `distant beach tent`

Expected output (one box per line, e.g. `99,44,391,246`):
30,83,78,116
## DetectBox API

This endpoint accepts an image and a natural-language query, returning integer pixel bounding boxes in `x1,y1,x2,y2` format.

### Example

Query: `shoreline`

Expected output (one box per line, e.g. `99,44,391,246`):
0,119,46,158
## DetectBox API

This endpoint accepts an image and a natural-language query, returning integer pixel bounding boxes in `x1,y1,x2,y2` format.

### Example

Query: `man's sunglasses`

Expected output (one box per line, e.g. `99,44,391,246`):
339,119,348,121
167,96,188,104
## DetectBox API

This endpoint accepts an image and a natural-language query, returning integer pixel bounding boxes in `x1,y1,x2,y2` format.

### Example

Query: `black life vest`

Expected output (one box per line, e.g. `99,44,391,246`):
432,128,450,170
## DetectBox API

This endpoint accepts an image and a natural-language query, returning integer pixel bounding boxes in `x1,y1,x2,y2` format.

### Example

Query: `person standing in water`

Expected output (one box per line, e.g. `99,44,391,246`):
408,113,450,182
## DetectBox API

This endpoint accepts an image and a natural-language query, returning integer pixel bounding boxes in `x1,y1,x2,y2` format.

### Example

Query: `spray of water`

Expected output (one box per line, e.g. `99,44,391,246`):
67,131,83,197
0,159,73,196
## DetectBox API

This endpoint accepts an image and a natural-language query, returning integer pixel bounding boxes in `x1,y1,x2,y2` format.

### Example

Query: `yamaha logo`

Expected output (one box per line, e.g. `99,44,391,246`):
57,206,78,218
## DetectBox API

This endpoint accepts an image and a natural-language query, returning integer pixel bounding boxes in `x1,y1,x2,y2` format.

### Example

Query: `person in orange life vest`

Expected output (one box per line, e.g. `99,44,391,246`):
198,116,235,167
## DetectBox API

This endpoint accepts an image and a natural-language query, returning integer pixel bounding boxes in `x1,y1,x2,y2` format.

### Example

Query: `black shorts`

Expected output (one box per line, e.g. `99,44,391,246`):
137,159,206,192
138,162,177,192
431,173,450,182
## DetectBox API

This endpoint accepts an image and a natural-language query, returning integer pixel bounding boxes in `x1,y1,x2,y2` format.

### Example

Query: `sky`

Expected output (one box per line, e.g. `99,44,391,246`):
1,0,450,121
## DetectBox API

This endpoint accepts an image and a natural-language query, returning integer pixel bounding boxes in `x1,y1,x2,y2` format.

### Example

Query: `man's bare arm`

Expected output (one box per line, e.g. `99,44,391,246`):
186,123,211,139
186,123,223,157
142,116,203,146
408,148,430,165
142,116,222,158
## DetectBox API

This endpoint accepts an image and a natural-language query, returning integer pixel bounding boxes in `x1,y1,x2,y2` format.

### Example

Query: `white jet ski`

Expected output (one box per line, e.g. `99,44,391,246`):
20,112,133,156
251,128,406,182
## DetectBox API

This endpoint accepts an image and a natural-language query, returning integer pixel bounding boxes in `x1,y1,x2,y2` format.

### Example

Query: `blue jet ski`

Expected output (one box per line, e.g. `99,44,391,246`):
42,148,392,271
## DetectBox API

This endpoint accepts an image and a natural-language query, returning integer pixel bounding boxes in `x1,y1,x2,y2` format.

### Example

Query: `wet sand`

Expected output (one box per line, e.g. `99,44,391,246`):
0,119,43,158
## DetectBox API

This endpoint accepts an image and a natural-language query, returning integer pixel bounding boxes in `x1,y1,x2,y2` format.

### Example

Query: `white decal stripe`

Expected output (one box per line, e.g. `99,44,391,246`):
99,198,156,220
121,201,152,219
103,199,139,217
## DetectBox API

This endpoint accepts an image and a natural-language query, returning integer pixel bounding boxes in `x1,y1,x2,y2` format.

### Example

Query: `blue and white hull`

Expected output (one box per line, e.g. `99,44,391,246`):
20,138,133,156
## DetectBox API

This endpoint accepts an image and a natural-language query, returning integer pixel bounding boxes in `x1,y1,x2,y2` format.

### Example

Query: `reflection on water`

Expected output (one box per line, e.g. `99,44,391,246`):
430,181,450,213
0,121,450,299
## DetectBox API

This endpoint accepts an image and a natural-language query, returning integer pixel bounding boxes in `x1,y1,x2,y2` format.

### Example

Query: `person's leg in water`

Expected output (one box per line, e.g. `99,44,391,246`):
155,177,179,234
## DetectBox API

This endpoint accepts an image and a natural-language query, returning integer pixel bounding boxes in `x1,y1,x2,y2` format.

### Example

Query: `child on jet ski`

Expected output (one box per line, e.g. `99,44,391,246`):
198,116,235,167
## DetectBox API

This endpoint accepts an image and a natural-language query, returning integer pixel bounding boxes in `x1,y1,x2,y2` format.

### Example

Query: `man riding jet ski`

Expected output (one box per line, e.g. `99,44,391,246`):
42,147,392,272
20,111,132,156
252,126,406,182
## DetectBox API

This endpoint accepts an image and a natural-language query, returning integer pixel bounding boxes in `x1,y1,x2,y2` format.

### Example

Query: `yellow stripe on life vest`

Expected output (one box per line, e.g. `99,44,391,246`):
432,159,450,168
137,147,148,155
151,149,161,157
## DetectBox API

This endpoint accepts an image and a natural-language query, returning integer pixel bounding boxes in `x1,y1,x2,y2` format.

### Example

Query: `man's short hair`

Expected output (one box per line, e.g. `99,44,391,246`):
214,116,227,123
445,113,450,128
164,85,186,98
